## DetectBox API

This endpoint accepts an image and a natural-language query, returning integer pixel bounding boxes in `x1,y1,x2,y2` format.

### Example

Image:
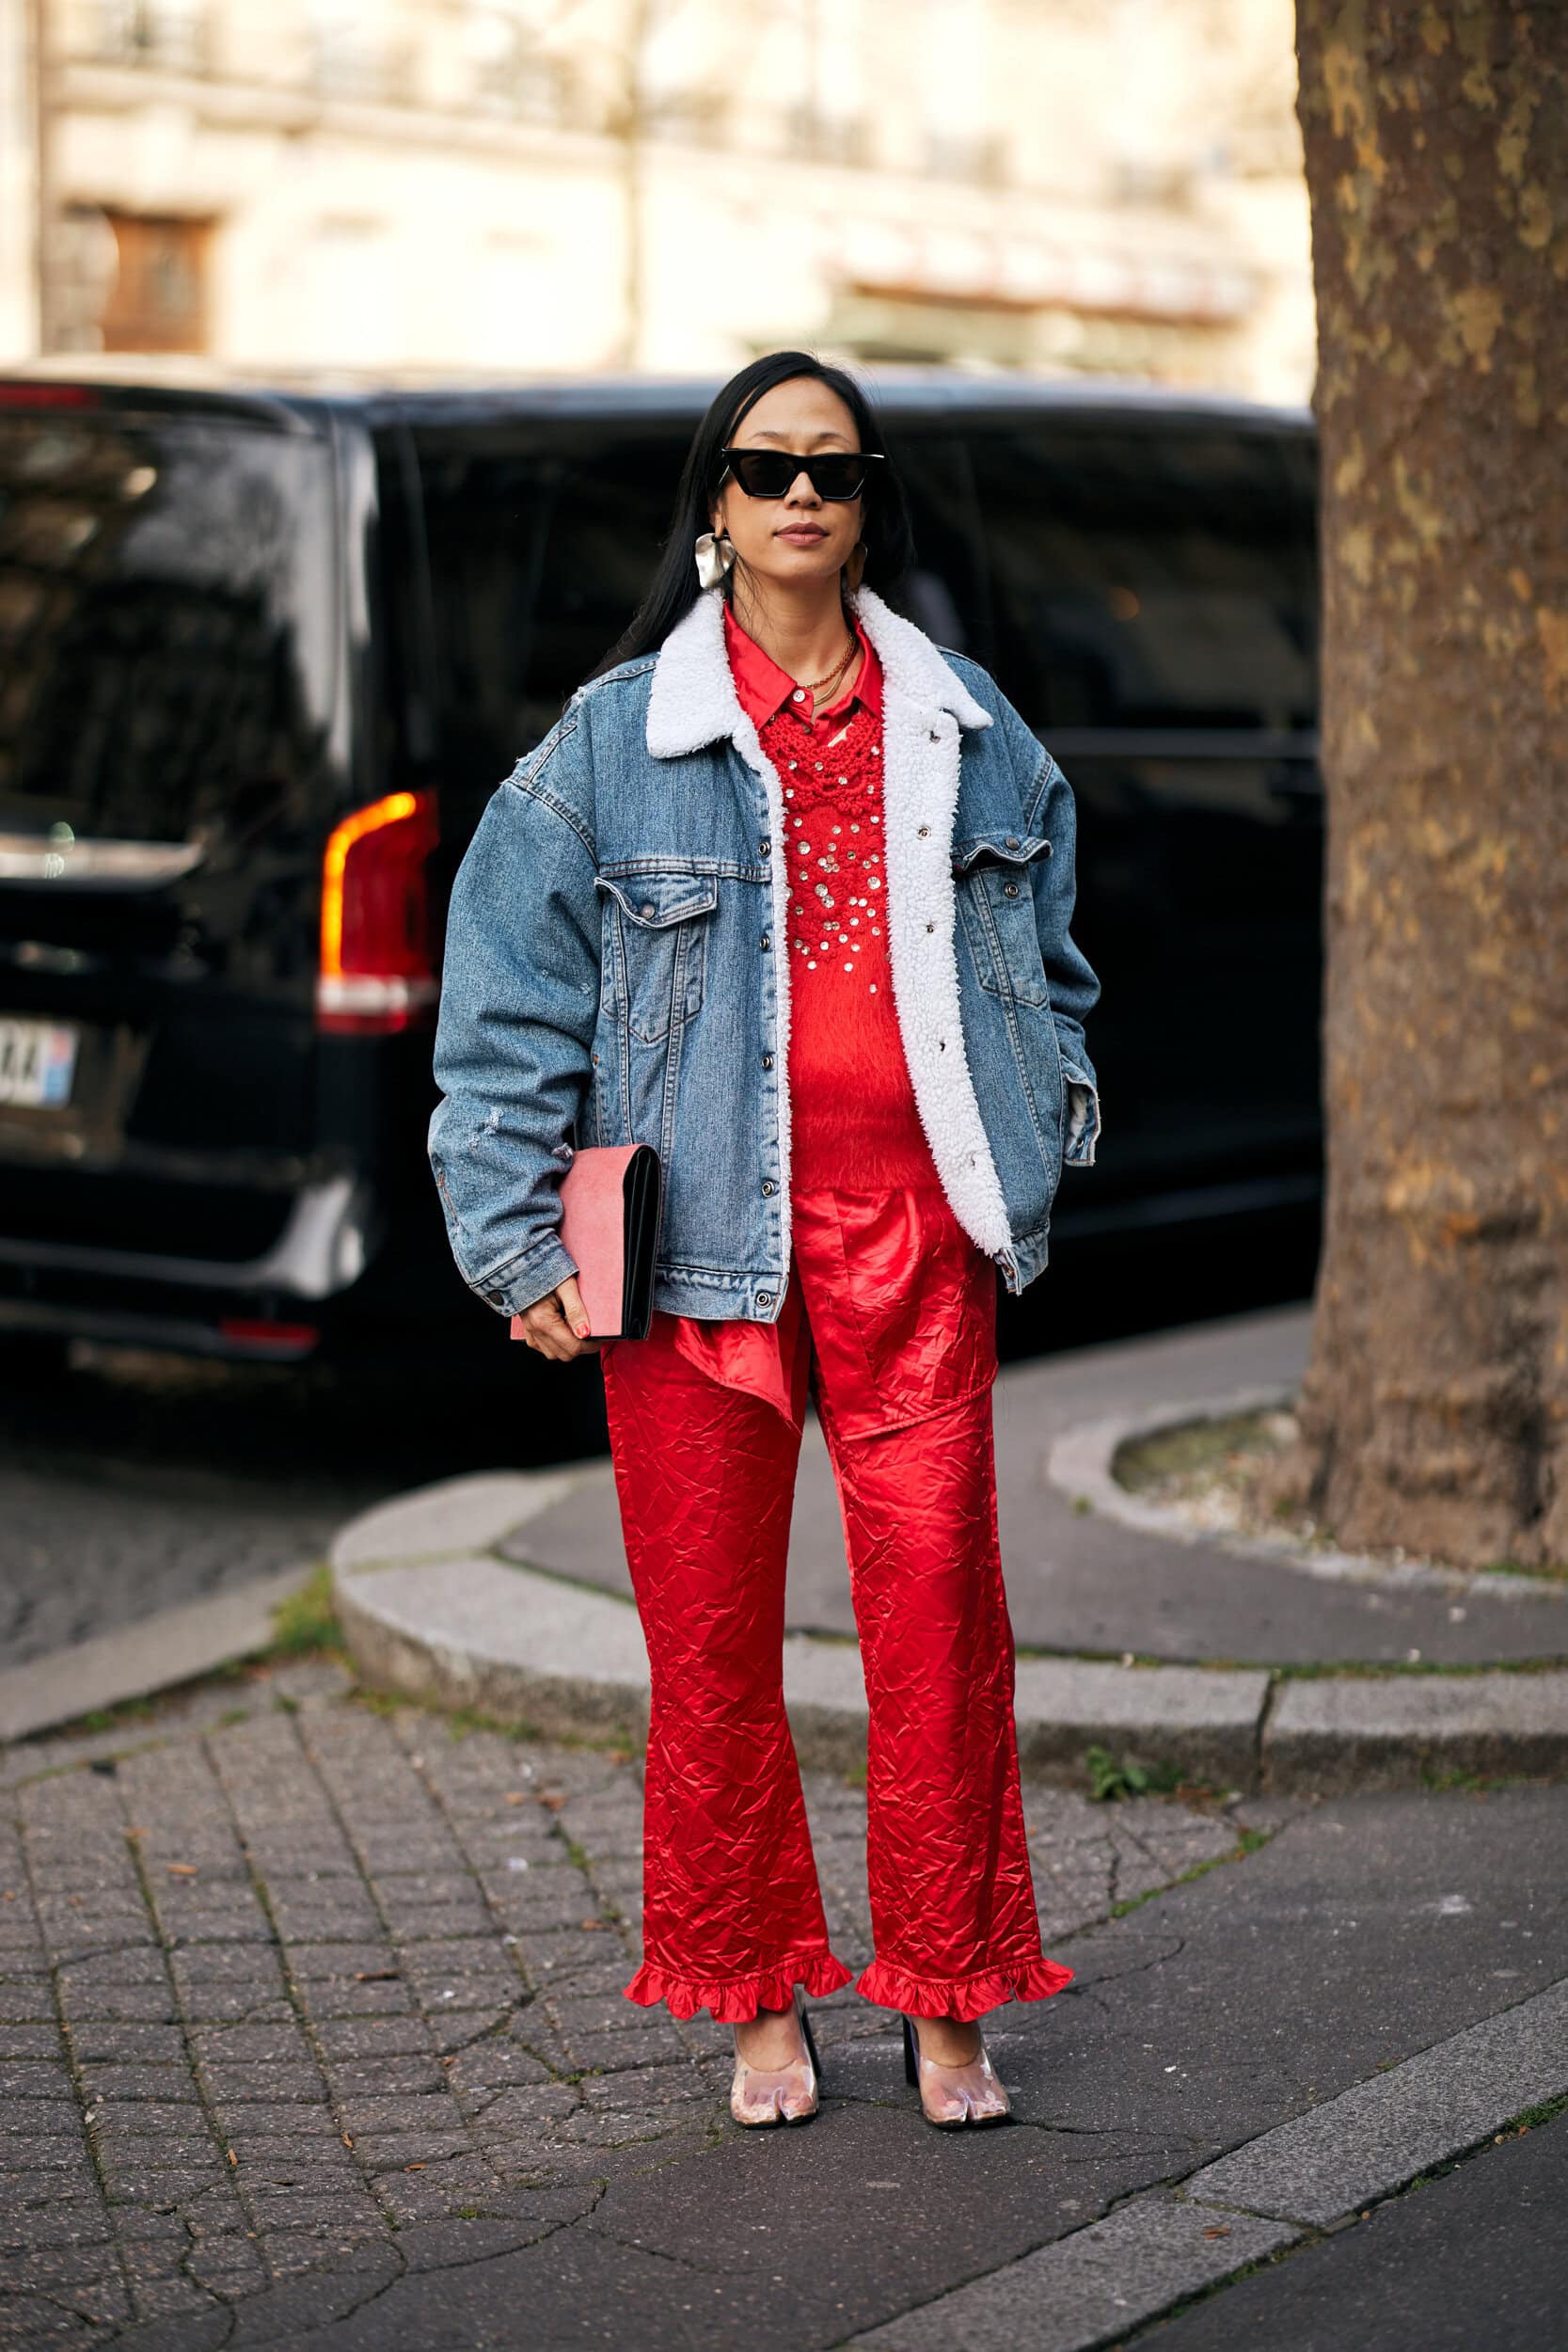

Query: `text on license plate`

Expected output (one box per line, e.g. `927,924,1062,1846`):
0,1018,80,1107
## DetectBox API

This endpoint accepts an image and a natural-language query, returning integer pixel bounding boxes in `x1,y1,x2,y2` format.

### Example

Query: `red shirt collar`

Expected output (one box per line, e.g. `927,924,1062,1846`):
723,602,883,730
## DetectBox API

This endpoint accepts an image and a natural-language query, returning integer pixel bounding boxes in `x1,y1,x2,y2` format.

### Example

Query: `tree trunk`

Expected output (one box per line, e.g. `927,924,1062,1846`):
1276,1,1568,1569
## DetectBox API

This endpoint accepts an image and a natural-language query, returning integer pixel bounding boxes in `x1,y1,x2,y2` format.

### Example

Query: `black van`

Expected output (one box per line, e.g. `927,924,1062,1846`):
0,372,1321,1365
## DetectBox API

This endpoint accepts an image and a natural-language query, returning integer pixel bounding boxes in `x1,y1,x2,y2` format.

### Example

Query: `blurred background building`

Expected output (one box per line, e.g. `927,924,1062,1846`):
1,0,1312,398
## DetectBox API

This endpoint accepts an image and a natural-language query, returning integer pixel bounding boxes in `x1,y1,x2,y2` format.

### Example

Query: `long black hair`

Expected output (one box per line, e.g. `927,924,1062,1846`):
586,350,913,682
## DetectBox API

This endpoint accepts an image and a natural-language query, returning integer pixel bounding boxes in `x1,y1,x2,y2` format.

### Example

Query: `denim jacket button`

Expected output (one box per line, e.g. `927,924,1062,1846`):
759,838,771,856
760,932,771,950
640,902,656,918
757,1292,773,1307
1006,835,1020,848
761,1180,776,1196
761,1053,774,1068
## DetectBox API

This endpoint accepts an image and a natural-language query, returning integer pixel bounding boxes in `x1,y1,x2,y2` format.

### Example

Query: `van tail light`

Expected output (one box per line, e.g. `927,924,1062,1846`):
218,1317,321,1359
317,790,439,1035
0,383,99,407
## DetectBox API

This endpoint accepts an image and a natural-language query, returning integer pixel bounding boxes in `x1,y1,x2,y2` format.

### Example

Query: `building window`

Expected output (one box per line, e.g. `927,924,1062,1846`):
92,0,209,73
782,103,871,167
100,214,213,353
309,1,412,103
923,129,1006,184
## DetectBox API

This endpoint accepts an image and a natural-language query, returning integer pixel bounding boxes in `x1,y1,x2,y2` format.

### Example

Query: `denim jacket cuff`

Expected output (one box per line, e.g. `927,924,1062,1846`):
475,1232,581,1319
1061,1061,1101,1168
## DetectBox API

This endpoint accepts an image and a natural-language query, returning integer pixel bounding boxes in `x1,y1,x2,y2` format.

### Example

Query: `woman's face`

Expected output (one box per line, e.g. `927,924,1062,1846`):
710,377,865,596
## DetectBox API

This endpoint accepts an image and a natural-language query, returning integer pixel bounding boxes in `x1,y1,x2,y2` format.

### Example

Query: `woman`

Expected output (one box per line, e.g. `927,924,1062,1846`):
430,352,1102,2132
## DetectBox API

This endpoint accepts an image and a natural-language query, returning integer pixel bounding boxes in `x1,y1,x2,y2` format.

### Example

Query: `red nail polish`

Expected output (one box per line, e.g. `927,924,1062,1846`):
574,1320,590,1339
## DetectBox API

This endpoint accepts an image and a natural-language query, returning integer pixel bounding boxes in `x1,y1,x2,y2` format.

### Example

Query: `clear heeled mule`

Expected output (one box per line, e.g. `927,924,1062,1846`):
730,1991,822,2127
903,2014,1011,2128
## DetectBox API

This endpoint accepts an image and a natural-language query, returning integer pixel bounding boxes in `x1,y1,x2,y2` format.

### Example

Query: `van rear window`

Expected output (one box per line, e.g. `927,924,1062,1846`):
0,410,335,845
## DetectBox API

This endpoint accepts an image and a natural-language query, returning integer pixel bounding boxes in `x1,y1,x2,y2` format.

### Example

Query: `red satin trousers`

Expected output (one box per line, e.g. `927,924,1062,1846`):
599,1182,1074,2025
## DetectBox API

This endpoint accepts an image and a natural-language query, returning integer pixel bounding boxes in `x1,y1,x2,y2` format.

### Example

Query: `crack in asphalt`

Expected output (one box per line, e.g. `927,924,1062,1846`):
1057,1932,1189,1989
1,1691,1302,2348
233,2208,603,2351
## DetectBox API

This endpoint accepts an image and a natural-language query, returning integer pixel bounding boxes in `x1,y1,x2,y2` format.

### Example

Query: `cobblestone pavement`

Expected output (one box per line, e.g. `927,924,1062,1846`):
0,1349,597,1669
0,1359,374,1668
0,1661,1280,2349
0,1470,346,1672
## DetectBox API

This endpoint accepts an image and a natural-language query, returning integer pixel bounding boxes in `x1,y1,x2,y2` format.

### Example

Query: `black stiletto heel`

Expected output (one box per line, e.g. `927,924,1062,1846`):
800,1998,823,2082
902,2013,919,2086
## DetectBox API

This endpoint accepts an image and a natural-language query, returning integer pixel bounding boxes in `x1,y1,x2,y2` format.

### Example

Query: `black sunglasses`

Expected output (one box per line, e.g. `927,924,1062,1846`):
719,446,883,502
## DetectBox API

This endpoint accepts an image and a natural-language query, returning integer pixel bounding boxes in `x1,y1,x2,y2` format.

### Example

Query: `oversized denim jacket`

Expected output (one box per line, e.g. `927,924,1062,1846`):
429,583,1102,1325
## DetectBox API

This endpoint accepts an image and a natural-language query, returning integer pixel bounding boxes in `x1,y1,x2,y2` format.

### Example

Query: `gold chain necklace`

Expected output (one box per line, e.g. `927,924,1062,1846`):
796,635,859,701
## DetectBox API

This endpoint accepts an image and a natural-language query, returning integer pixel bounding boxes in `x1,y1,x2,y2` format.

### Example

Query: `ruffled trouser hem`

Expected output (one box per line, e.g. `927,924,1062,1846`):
623,1947,855,2025
623,1947,1074,2024
855,1952,1075,2023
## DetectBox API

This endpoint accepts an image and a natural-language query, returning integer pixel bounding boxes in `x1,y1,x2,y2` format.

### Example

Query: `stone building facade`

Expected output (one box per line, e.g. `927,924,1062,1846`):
2,0,1313,402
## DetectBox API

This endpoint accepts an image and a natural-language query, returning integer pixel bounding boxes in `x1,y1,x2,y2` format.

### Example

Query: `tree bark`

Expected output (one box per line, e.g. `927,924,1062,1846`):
1276,0,1568,1568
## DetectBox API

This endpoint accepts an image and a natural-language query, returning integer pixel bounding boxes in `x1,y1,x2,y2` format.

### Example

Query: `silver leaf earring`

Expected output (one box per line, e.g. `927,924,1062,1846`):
694,530,736,591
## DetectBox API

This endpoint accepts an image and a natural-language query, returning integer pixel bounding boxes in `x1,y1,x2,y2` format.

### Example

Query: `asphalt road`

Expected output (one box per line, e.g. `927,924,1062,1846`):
1136,2105,1568,2352
0,1340,609,1666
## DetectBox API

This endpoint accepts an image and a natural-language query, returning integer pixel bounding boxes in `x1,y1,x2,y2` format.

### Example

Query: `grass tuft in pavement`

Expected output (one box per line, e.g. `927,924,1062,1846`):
1085,1743,1190,1802
1108,1825,1273,1919
265,1564,345,1659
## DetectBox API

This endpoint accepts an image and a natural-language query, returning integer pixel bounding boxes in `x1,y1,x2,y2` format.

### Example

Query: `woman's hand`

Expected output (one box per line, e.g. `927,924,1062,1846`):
515,1275,602,1360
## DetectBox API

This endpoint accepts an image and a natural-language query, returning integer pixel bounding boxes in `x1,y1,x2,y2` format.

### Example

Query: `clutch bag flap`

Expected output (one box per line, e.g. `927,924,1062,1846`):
508,1142,662,1343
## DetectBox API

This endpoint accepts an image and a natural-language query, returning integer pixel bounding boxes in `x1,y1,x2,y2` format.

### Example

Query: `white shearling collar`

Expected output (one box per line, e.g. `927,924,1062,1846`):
641,577,1015,1270
644,584,991,758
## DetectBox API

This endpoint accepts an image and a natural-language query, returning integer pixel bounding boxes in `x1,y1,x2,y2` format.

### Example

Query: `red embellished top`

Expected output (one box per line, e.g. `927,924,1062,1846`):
723,603,937,1195
658,607,963,1427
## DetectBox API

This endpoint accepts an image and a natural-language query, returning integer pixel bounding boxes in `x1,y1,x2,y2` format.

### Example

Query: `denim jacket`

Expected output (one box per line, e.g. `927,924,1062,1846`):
429,584,1101,1324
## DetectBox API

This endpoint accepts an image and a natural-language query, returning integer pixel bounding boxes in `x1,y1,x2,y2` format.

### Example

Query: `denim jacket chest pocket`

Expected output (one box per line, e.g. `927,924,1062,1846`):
952,832,1053,1008
596,864,719,1045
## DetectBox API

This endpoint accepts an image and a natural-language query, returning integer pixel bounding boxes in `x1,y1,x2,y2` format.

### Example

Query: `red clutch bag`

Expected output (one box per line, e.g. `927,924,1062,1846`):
509,1142,662,1343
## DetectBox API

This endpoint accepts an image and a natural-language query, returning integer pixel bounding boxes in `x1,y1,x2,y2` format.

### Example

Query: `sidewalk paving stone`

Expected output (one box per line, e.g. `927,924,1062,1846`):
4,1658,1568,2349
495,1306,1568,1669
333,1368,1568,1799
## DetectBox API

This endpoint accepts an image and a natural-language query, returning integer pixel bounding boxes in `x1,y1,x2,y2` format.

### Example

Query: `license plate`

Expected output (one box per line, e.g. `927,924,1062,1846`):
0,1017,80,1107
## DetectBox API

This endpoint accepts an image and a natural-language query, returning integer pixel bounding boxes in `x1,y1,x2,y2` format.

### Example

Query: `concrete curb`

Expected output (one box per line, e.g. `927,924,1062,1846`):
0,1565,315,1743
846,1974,1568,2350
1048,1385,1568,1606
330,1472,1568,1794
1264,1672,1568,1793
